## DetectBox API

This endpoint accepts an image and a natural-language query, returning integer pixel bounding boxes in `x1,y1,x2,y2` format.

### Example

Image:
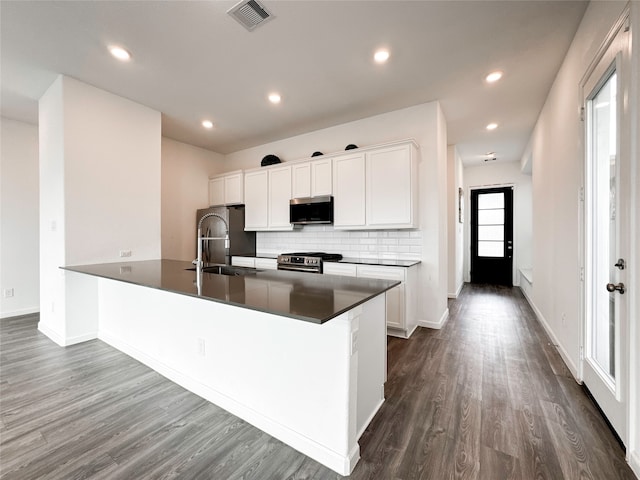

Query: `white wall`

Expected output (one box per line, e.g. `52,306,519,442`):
526,0,640,470
225,102,450,327
447,145,464,297
161,137,225,261
463,161,532,287
0,118,39,318
38,76,161,345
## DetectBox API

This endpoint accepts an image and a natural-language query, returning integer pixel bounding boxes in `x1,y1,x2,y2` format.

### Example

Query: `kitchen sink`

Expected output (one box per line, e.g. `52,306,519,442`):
186,265,259,276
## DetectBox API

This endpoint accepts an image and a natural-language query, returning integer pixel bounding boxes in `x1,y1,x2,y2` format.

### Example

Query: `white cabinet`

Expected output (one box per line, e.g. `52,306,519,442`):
324,261,419,338
244,166,293,231
244,170,269,230
333,153,366,228
231,256,256,268
255,257,277,270
268,165,293,229
291,158,332,198
332,140,418,230
208,170,244,206
292,163,311,198
366,144,417,228
323,262,357,277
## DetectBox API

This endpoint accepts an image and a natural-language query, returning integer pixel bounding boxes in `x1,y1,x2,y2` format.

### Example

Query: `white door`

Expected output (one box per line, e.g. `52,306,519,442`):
581,15,630,445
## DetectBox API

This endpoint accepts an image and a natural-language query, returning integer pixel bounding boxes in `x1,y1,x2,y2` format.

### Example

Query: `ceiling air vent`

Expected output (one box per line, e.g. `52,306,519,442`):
227,0,273,32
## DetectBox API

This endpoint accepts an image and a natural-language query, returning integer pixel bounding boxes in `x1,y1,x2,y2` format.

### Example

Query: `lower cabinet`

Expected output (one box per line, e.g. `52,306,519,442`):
325,262,418,338
231,256,277,270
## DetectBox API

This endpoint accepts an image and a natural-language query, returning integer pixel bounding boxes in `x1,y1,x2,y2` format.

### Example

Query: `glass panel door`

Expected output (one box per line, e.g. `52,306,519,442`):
589,71,617,382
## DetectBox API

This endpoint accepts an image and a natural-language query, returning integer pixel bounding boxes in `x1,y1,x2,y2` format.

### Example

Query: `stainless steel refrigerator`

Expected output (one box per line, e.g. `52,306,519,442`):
196,205,256,265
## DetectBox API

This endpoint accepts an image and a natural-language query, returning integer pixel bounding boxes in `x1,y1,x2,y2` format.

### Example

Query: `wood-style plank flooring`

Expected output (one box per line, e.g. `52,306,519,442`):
1,284,635,479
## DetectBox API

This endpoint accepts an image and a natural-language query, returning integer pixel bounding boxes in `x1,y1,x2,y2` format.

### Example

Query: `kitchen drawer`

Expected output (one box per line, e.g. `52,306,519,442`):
323,262,357,277
232,256,255,268
356,264,405,282
255,258,277,270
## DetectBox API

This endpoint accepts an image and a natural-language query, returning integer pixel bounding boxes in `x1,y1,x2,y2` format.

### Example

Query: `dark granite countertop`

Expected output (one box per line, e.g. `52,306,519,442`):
248,254,420,268
61,259,399,324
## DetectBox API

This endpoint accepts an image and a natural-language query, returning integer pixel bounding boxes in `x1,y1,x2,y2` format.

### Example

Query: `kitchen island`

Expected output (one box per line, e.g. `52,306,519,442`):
59,260,398,475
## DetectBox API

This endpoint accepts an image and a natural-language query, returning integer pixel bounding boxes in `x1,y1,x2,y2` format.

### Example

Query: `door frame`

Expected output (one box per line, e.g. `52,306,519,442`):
465,183,517,285
578,6,631,448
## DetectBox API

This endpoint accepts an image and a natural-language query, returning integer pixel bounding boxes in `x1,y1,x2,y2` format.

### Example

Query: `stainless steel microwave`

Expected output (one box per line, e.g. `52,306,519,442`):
289,196,334,225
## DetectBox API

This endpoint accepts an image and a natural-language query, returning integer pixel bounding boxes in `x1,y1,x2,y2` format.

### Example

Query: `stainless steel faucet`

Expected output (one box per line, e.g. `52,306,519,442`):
195,212,230,280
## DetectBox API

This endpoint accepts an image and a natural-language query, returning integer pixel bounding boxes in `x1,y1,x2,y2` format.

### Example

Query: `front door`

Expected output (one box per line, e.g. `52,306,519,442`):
470,186,513,286
581,13,630,445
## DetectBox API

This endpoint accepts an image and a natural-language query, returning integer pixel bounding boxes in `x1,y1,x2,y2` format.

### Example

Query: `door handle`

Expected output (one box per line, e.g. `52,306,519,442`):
606,282,625,294
614,258,626,270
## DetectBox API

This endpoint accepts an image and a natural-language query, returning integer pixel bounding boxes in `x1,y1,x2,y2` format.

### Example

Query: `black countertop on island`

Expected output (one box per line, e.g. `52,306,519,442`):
61,260,399,324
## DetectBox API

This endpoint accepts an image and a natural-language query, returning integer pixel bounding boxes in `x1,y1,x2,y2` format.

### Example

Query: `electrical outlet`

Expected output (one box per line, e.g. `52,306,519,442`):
119,250,132,258
197,338,206,357
3,288,14,298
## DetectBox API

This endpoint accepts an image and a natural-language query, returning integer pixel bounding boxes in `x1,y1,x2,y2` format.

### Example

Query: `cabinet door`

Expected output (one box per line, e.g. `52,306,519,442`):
311,159,332,196
244,171,268,230
224,173,244,205
357,265,406,330
323,262,357,277
366,144,415,228
291,163,311,198
231,256,256,268
268,166,293,229
333,153,366,228
208,177,225,207
255,258,277,270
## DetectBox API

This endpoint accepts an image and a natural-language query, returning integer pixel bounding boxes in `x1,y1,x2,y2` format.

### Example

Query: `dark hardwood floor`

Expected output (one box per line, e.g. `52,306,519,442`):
1,284,635,479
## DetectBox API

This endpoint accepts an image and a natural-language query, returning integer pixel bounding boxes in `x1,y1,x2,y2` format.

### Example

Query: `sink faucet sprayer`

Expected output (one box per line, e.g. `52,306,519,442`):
194,213,230,291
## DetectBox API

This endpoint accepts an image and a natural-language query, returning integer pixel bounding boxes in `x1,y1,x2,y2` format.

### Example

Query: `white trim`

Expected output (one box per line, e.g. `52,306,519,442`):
99,330,358,476
37,322,66,347
418,308,449,330
0,307,39,319
448,281,464,299
629,450,640,479
519,286,580,381
65,331,98,346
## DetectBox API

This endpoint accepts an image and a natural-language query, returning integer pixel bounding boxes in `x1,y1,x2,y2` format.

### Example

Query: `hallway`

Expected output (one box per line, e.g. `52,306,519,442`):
0,285,636,479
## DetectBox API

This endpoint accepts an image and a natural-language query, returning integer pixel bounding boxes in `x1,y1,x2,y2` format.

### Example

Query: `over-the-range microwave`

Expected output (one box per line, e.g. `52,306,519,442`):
289,195,334,225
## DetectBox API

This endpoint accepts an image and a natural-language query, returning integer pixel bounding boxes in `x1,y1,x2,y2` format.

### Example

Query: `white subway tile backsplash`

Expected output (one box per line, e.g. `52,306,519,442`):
256,225,422,261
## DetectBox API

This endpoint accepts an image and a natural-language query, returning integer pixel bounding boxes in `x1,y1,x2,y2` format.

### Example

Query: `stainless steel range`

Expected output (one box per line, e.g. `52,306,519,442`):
277,252,343,274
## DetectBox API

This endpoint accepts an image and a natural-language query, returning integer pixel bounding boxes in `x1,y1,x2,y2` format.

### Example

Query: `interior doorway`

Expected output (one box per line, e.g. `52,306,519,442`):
470,186,514,286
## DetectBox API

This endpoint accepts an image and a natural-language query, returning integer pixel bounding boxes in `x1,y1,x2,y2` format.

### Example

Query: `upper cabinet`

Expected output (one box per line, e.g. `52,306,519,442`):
333,140,418,230
333,153,366,228
291,158,332,198
208,170,244,206
244,165,293,231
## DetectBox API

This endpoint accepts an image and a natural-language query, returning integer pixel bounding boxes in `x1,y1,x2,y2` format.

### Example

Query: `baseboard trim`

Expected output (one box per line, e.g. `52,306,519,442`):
518,286,579,381
630,450,640,479
1,307,39,319
37,323,66,347
99,330,357,476
447,281,464,299
418,308,449,330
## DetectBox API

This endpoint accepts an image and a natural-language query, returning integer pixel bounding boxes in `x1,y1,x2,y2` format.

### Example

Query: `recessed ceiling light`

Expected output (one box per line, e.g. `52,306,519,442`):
486,123,498,131
202,120,214,129
485,151,496,156
109,46,131,61
268,93,281,104
374,49,390,64
485,71,503,83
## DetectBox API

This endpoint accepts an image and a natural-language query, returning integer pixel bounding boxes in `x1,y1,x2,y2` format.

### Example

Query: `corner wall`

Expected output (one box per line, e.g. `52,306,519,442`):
161,137,225,261
38,76,161,345
0,118,39,318
447,145,464,297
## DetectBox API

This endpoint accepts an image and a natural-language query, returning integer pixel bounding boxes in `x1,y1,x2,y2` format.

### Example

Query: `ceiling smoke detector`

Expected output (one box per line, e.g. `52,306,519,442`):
227,0,273,31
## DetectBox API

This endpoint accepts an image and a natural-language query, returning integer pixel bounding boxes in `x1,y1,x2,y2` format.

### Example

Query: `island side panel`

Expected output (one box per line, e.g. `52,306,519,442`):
96,278,367,475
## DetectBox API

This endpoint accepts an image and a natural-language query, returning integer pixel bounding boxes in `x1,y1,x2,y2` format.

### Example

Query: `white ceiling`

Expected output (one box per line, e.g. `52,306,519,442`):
1,0,587,165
